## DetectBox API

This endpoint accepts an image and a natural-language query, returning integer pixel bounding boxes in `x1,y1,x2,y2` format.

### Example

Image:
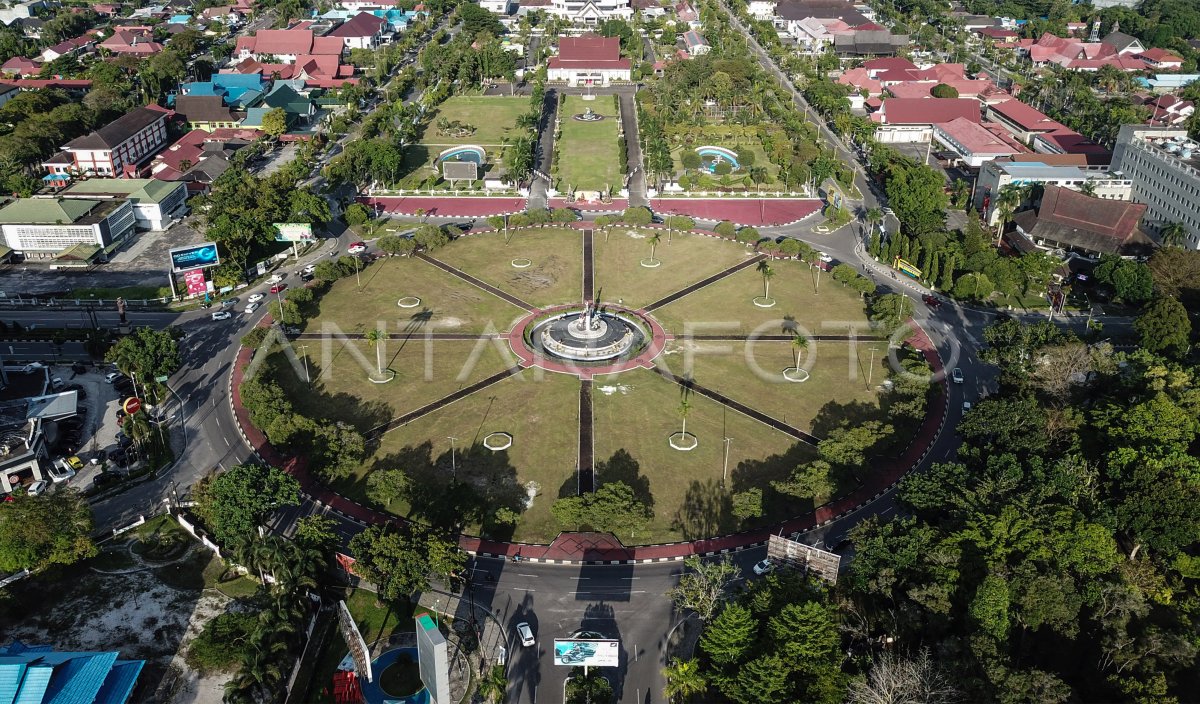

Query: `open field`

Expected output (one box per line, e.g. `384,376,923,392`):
332,370,580,543
555,95,623,192
417,95,531,146
305,256,527,335
437,228,584,308
652,259,871,336
592,228,753,309
592,368,815,542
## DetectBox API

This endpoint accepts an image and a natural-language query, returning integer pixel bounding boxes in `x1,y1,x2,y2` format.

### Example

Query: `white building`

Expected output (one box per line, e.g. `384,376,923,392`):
0,198,136,255
973,159,1133,226
547,35,631,86
480,0,515,14
55,178,188,231
1111,125,1200,248
747,0,776,20
544,0,633,25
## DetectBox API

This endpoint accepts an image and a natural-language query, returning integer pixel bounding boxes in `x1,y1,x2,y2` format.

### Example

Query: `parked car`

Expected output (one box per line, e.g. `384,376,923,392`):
269,283,287,294
71,363,88,374
211,310,232,321
951,368,964,384
50,376,64,390
817,252,834,263
516,622,535,647
47,460,76,483
26,480,47,496
104,371,124,384
300,273,314,282
65,456,83,471
753,558,774,575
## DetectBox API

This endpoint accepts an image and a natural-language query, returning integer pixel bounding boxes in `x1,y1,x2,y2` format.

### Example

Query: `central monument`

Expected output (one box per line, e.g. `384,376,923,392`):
531,300,644,363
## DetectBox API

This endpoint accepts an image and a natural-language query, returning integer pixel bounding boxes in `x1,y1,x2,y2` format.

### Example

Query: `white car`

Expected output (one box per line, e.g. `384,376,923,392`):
348,244,367,254
301,264,317,275
752,558,774,575
516,622,535,647
245,302,260,314
104,371,124,384
211,311,232,321
963,401,972,412
817,252,833,263
248,293,265,303
951,368,964,384
26,480,47,496
267,273,284,284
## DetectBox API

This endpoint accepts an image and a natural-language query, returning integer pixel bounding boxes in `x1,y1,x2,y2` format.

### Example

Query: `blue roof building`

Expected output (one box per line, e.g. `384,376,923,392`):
0,641,144,704
179,73,267,106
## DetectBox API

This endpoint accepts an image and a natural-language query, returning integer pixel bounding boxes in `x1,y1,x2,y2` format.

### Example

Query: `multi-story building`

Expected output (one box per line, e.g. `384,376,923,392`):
1111,125,1200,248
974,159,1133,225
547,35,631,86
42,106,171,181
546,0,633,24
0,197,137,255
55,178,189,231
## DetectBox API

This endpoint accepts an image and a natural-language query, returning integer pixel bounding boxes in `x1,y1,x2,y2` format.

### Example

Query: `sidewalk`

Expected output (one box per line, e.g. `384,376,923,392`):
418,586,508,673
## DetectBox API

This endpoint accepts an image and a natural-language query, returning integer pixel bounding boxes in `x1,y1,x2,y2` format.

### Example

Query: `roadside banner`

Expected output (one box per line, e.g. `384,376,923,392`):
552,639,620,667
183,269,207,295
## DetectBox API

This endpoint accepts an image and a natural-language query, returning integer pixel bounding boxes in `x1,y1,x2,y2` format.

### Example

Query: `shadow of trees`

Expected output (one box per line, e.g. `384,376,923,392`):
595,449,652,507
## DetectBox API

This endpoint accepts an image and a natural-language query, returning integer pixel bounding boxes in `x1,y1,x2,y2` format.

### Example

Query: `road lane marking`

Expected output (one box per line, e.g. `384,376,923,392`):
513,587,534,592
517,573,538,578
224,437,231,447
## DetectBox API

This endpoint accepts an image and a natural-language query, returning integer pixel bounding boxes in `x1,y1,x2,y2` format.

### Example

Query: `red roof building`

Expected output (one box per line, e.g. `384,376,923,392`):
1138,48,1184,69
873,98,981,143
1010,185,1151,257
100,28,163,56
934,116,1025,167
547,36,631,87
236,29,345,62
986,99,1066,143
1,57,41,77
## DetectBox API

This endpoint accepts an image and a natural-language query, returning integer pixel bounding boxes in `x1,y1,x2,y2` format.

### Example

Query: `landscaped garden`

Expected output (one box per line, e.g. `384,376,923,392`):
245,225,934,544
395,95,533,187
554,95,624,194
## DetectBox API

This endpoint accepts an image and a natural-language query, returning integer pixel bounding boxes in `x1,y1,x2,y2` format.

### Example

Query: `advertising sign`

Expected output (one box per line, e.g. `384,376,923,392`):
273,223,315,242
169,242,220,272
767,534,841,584
552,639,620,667
183,268,207,295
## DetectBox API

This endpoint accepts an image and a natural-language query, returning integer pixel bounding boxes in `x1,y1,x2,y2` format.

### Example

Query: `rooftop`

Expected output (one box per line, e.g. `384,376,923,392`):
58,178,183,204
936,116,1021,155
63,106,168,151
774,0,868,24
0,197,124,226
988,99,1064,133
1013,185,1150,256
878,97,980,125
550,35,631,70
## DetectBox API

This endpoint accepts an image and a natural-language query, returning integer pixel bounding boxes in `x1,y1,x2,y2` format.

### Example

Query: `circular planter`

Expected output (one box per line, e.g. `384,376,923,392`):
397,296,421,308
669,431,698,451
752,296,777,308
511,258,532,268
782,367,811,383
483,432,513,451
640,258,662,268
368,370,397,384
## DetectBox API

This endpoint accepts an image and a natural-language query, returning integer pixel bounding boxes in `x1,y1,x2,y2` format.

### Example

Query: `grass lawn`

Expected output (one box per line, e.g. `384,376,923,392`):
418,96,531,146
69,285,172,300
592,228,753,309
671,141,779,189
201,554,260,599
305,256,527,336
437,229,583,308
556,96,623,192
266,340,517,434
652,258,871,336
674,340,890,433
591,368,812,542
334,370,579,543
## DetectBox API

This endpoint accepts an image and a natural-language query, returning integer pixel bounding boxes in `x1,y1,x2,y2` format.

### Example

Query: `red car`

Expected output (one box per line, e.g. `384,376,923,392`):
347,242,367,254
270,283,288,294
922,294,942,308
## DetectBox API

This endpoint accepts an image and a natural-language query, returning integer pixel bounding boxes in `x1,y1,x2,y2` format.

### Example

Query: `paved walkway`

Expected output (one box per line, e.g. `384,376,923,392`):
367,365,523,439
416,253,536,311
578,380,594,494
358,196,527,218
679,334,886,342
292,332,503,340
652,365,818,445
582,229,594,302
617,92,647,207
643,254,766,312
650,198,821,227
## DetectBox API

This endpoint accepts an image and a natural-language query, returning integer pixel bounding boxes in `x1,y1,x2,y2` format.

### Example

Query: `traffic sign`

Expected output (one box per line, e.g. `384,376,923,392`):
123,397,142,415
155,375,169,383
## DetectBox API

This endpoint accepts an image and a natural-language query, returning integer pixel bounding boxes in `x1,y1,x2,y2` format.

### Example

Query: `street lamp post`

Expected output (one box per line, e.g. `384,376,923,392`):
297,344,311,383
448,436,458,478
722,436,733,486
867,346,878,388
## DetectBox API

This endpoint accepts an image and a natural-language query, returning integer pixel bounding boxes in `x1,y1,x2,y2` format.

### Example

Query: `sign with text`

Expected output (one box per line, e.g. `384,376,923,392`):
183,268,207,295
273,223,315,242
767,534,841,584
553,639,619,667
169,242,220,273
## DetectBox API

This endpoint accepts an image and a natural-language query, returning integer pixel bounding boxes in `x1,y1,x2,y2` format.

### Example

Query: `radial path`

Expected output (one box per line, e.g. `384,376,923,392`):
643,253,767,312
582,229,595,302
578,380,595,493
652,365,819,445
291,332,504,340
416,252,536,311
367,365,523,439
680,334,887,342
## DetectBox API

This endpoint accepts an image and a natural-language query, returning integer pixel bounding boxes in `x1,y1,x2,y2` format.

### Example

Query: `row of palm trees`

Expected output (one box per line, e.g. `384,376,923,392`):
222,536,325,704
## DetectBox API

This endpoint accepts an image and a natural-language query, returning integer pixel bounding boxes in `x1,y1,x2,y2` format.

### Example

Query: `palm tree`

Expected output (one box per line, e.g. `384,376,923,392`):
757,260,775,301
1160,222,1186,248
993,184,1024,244
865,207,883,234
647,232,661,264
365,328,387,379
477,664,508,704
663,659,706,703
677,393,692,439
791,332,809,370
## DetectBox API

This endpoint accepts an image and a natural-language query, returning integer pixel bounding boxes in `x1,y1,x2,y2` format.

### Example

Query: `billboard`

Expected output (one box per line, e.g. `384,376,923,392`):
169,242,220,272
767,534,841,584
273,223,315,242
553,639,620,667
183,268,207,295
336,600,373,682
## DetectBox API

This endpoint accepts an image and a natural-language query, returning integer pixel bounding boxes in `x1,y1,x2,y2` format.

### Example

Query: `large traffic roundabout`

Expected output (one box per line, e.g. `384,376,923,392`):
233,224,945,553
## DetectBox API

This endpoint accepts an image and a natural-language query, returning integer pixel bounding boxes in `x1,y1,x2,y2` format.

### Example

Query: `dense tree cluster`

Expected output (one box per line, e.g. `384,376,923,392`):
0,490,95,572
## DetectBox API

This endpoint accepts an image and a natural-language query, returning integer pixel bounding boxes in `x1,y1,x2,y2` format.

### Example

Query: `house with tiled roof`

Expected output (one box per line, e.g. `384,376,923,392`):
100,27,163,56
986,99,1067,145
57,178,189,230
682,29,709,56
0,56,41,77
0,640,144,704
976,26,1017,41
1139,48,1183,70
1010,185,1152,258
833,27,907,56
934,116,1026,167
43,105,172,181
1100,30,1144,55
1144,94,1195,127
872,97,981,143
235,28,344,63
327,11,388,49
41,34,95,62
547,35,631,86
175,95,243,131
1033,129,1111,159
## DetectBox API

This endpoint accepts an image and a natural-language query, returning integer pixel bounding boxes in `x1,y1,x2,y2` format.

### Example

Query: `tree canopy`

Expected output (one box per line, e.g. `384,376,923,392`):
193,463,300,546
0,489,95,572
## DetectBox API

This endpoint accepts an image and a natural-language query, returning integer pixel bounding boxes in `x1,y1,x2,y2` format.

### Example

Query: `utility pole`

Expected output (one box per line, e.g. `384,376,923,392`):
722,436,732,486
297,344,311,383
867,346,878,388
448,436,458,478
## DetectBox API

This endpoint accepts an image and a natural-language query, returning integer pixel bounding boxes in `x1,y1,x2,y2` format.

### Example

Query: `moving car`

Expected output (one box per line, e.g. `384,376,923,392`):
753,558,774,575
267,273,284,284
347,242,367,254
245,302,260,314
248,293,265,303
301,264,317,275
516,622,535,647
211,310,232,321
269,283,287,294
951,368,964,384
220,298,238,308
963,401,972,412
93,472,124,490
922,294,942,308
817,252,833,263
